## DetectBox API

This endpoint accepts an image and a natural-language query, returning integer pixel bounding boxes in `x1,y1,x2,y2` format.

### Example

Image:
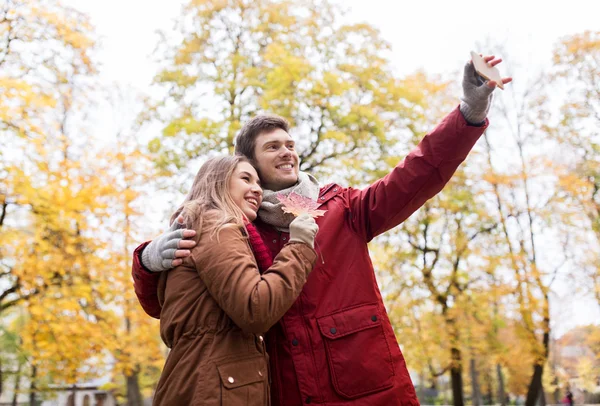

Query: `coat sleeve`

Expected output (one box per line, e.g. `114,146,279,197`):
132,242,162,319
346,106,487,241
192,226,317,334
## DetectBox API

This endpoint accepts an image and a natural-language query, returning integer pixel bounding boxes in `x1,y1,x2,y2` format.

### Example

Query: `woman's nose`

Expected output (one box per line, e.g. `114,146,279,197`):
251,185,262,195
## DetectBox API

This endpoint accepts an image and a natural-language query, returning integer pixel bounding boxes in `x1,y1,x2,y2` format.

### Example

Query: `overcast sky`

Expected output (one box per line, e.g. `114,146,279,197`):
66,0,600,88
63,0,600,335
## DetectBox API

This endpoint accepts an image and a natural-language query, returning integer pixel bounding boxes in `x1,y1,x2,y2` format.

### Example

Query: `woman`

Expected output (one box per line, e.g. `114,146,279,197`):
153,155,318,405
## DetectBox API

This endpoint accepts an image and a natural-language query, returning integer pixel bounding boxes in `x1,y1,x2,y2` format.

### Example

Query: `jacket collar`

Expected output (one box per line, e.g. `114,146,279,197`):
317,183,342,207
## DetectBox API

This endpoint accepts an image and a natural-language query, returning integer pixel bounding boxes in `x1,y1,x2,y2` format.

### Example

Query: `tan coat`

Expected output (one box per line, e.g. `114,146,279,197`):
153,213,316,406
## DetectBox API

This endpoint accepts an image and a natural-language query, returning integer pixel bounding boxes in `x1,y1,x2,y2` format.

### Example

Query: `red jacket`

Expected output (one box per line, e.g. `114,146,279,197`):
132,107,487,405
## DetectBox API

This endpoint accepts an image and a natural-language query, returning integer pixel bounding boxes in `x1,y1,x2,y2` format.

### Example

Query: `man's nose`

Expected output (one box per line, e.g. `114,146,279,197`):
279,146,292,157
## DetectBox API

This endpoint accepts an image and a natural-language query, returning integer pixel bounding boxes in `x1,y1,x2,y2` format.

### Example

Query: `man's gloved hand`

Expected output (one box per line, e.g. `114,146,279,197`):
289,213,319,249
141,217,197,272
459,54,512,125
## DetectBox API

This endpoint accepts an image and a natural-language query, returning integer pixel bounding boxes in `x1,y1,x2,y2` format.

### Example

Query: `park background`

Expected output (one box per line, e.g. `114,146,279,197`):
1,0,599,404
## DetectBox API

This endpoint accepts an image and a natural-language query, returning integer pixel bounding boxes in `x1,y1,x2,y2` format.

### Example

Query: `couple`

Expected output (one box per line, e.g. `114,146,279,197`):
133,56,512,405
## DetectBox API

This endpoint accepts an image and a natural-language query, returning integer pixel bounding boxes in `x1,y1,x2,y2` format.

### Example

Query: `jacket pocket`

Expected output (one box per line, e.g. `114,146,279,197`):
317,303,394,399
216,356,269,405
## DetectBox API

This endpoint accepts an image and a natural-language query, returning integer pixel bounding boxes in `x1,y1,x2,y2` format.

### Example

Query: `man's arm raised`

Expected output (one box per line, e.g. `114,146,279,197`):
345,54,511,242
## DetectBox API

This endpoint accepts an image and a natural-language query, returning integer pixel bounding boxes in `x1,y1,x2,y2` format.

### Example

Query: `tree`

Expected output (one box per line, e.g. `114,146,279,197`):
0,0,134,397
365,71,503,406
398,165,499,406
549,30,600,308
0,0,97,315
0,310,27,402
11,95,116,394
98,90,164,406
146,0,427,187
482,64,565,406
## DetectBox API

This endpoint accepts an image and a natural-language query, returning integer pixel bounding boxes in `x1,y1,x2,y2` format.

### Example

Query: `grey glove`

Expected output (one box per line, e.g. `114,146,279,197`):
289,213,319,249
141,221,185,272
459,61,494,125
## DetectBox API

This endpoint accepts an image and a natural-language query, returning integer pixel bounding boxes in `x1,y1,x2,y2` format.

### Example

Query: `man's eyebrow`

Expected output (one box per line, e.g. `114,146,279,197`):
262,140,281,147
262,139,294,147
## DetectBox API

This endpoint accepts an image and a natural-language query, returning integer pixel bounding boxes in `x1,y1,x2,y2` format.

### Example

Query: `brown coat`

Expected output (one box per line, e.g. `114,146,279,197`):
153,213,316,406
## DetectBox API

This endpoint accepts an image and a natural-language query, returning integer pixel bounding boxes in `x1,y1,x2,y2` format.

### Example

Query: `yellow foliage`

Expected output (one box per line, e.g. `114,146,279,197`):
0,1,163,399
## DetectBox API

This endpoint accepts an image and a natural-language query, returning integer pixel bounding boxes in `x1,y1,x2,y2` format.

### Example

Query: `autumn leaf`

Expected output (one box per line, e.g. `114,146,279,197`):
277,192,327,218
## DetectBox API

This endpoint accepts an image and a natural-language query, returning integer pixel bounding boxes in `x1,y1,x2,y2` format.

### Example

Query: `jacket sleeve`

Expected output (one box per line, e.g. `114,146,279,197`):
192,226,317,334
346,106,487,241
132,242,162,319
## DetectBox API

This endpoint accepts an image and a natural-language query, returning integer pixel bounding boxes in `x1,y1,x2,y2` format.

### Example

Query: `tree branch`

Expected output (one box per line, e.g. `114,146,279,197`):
301,143,358,172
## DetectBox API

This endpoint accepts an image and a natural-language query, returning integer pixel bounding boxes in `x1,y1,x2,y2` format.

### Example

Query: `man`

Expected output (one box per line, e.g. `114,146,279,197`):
133,56,511,405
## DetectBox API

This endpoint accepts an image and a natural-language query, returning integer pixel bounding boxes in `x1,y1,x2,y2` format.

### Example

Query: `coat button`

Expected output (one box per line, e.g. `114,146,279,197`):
333,188,338,192
272,239,277,243
371,315,378,322
228,377,234,384
330,328,337,334
283,237,287,241
305,396,312,404
292,338,299,346
258,371,263,377
320,196,325,200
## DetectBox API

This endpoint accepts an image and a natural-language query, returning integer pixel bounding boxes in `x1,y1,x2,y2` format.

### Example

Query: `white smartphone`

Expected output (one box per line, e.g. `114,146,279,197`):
470,51,504,90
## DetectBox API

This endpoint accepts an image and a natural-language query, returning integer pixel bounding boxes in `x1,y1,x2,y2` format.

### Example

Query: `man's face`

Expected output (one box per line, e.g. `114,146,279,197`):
253,129,299,191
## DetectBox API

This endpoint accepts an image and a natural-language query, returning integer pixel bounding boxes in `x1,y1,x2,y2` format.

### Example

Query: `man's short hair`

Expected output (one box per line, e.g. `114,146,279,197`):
234,114,290,161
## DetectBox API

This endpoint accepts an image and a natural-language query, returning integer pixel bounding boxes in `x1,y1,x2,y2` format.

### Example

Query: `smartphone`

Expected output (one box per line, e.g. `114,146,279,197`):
470,51,504,90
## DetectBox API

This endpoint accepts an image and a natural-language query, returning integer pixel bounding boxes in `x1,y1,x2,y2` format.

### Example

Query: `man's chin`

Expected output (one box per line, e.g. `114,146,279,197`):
278,176,298,190
264,175,298,191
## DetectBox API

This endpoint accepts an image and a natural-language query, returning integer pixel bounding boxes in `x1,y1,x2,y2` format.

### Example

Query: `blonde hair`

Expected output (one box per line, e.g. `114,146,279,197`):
170,155,252,239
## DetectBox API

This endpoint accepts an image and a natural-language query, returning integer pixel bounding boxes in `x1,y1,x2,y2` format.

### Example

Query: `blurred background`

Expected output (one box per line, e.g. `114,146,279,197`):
1,0,599,404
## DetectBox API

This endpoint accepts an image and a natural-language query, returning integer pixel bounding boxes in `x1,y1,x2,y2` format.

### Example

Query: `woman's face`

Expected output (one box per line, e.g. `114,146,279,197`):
229,161,263,221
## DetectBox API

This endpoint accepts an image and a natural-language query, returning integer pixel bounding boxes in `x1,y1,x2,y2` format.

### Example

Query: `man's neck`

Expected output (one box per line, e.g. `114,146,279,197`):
264,182,296,192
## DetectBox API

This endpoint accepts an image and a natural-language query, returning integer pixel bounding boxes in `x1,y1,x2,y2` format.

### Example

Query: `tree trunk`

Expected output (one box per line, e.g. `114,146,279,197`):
552,382,560,404
482,369,494,405
28,365,37,406
417,372,426,403
125,312,143,406
525,330,550,406
72,384,77,406
470,358,482,406
11,361,22,406
497,363,506,406
487,377,494,405
538,388,546,406
525,364,544,406
451,347,464,406
126,371,143,406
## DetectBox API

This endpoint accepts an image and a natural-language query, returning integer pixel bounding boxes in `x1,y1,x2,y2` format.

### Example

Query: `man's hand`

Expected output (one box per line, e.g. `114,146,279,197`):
140,216,197,272
460,55,513,125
